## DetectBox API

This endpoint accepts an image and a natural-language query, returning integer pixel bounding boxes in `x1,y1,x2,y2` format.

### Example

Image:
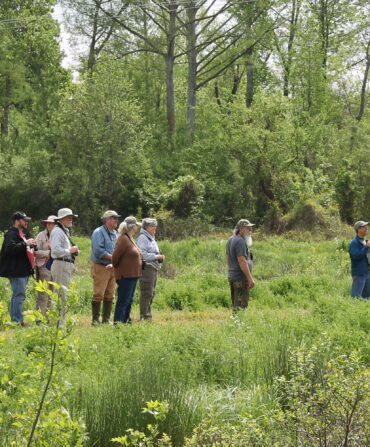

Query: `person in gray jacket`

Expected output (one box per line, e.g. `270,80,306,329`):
136,218,165,320
50,208,79,325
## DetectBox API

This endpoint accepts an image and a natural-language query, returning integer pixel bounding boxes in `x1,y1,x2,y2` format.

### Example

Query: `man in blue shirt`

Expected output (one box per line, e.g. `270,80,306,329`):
90,210,121,324
349,220,370,299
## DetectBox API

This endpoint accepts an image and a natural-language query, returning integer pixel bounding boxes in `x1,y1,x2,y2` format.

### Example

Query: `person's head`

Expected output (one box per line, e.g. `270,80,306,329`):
101,210,121,230
354,220,369,238
142,218,158,236
118,216,141,236
233,219,255,236
12,211,31,232
56,208,78,228
41,215,57,233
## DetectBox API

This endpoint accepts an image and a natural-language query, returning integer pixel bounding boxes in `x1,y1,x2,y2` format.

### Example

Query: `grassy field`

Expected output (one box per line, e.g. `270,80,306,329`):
0,235,369,446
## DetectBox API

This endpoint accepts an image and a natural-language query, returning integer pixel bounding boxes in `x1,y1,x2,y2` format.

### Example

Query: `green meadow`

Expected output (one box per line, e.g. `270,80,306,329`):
0,235,369,446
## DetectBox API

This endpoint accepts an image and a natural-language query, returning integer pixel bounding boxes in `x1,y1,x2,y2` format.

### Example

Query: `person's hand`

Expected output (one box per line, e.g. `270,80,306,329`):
248,278,255,289
70,246,79,254
366,240,370,247
25,238,36,246
158,254,165,261
106,263,113,269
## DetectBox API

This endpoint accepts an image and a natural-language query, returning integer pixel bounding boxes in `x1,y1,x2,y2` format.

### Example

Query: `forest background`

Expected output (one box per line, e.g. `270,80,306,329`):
0,0,369,234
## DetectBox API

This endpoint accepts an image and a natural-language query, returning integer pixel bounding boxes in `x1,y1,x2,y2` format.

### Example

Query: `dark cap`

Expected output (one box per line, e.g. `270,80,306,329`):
12,211,31,222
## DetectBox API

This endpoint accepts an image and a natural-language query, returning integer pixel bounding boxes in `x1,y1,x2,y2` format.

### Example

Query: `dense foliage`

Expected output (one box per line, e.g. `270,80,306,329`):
0,0,369,232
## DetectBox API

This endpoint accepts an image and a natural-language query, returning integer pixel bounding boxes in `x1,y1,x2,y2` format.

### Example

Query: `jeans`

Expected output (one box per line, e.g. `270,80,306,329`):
9,277,29,322
351,273,370,299
114,278,138,323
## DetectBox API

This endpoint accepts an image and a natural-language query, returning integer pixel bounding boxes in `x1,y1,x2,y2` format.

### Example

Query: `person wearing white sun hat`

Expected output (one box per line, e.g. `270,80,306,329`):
50,208,79,324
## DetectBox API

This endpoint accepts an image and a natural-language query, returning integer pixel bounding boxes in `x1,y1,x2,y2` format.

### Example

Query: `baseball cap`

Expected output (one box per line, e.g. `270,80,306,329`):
354,220,369,230
101,210,122,220
12,211,31,222
236,219,255,228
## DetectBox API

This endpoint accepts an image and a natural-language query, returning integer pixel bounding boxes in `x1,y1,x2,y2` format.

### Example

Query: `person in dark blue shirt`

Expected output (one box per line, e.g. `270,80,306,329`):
349,220,370,298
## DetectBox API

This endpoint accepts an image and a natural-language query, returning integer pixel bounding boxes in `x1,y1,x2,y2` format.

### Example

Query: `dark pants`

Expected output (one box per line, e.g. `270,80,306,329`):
114,278,138,323
229,280,249,310
139,265,158,320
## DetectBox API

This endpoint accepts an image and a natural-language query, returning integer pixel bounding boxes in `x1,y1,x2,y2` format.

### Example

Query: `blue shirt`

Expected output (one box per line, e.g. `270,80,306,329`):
90,225,118,265
349,235,369,276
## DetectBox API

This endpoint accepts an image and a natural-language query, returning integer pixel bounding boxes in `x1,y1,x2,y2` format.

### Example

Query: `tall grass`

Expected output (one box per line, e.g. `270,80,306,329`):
0,235,368,446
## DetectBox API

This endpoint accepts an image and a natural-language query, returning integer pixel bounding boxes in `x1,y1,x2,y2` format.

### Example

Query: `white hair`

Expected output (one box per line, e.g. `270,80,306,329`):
142,218,157,230
118,219,136,235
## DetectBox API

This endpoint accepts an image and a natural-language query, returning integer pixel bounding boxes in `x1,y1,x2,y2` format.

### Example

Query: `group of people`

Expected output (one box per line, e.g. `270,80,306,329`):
0,209,368,326
90,211,164,325
0,208,164,326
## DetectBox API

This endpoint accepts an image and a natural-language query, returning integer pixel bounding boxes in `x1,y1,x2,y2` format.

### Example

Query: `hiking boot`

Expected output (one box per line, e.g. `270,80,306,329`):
102,301,113,324
92,301,101,325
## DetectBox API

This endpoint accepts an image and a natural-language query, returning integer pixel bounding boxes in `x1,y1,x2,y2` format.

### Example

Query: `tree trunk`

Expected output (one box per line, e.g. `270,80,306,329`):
356,38,370,122
87,1,100,72
283,0,300,96
1,75,11,137
165,1,178,148
186,2,198,141
246,47,254,108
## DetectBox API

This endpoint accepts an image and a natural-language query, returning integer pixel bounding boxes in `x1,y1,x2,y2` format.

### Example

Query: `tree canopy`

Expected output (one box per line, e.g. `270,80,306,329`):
0,0,369,232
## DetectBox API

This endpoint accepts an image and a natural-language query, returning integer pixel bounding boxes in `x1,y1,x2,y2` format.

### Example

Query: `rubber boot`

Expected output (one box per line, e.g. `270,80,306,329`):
102,301,113,324
92,301,101,325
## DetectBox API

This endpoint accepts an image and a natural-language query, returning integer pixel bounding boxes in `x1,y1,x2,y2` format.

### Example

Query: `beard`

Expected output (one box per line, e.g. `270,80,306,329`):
244,234,253,248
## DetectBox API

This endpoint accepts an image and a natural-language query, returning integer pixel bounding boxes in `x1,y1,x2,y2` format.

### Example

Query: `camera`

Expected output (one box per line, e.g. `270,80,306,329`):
30,244,38,251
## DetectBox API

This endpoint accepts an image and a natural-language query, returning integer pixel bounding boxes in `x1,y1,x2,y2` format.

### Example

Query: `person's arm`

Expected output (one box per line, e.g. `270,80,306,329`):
137,235,161,262
3,231,26,255
237,256,255,288
112,236,127,267
92,230,112,261
349,240,369,260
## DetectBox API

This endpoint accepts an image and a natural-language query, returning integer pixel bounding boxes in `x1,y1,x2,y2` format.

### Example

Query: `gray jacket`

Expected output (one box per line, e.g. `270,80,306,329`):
50,225,73,260
136,229,161,270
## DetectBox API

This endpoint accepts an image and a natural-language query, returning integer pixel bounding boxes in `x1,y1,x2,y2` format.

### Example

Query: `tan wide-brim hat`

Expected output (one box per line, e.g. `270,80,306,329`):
56,208,78,220
41,215,58,224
